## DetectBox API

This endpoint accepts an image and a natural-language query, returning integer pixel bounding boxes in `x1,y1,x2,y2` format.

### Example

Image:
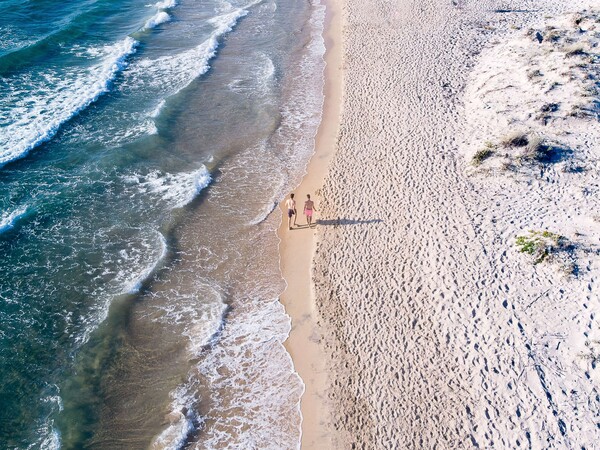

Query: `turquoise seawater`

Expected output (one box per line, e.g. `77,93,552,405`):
0,0,325,447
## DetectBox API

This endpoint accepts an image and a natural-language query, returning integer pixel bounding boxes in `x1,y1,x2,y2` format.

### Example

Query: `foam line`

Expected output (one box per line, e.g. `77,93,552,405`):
124,231,168,294
0,205,29,234
137,1,262,109
143,11,171,30
0,37,137,168
155,0,177,9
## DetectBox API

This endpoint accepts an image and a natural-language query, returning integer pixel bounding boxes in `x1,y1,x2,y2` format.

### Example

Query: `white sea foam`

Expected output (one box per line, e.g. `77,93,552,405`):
196,297,303,449
0,27,37,56
143,11,171,30
111,119,159,141
216,0,233,14
130,2,261,100
41,393,63,412
156,286,227,356
123,166,211,209
261,54,276,81
121,231,167,294
0,205,28,234
228,52,275,96
149,288,227,449
148,121,159,135
0,37,137,167
247,201,277,226
35,428,61,450
247,172,285,225
72,227,172,347
155,0,177,9
149,383,200,450
150,99,166,118
30,391,62,450
144,214,304,449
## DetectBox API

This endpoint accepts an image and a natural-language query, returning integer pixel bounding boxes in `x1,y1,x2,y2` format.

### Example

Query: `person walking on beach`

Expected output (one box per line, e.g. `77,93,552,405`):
285,193,297,230
303,194,316,228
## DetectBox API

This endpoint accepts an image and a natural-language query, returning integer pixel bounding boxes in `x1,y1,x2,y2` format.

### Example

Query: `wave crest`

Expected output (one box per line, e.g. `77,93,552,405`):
0,205,29,234
143,11,171,31
0,37,138,167
122,166,212,210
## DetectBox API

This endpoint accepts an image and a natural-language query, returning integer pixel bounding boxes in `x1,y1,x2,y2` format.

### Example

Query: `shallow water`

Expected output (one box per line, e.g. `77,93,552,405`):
0,0,324,447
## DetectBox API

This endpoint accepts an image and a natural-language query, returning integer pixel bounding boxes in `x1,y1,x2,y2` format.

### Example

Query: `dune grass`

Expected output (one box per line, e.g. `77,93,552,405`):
500,130,529,147
472,142,495,165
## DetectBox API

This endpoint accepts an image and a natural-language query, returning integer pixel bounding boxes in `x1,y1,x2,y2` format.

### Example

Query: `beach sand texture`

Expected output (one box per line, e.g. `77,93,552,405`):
307,0,600,448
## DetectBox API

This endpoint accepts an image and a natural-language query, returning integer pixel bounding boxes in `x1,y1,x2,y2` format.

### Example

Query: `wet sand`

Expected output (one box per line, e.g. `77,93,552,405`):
277,0,342,447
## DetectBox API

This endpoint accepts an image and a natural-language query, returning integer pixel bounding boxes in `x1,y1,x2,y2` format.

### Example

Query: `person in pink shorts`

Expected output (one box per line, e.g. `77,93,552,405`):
303,194,316,228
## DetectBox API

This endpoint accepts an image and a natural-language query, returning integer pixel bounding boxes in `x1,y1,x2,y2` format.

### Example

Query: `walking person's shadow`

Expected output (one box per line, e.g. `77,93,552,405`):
292,218,383,229
316,218,383,226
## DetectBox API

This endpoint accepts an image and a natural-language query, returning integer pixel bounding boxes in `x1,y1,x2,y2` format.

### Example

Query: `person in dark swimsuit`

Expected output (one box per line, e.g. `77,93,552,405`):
285,193,297,230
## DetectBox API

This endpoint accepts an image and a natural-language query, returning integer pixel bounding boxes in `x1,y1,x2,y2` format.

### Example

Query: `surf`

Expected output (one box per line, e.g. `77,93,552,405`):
0,36,138,167
0,205,29,234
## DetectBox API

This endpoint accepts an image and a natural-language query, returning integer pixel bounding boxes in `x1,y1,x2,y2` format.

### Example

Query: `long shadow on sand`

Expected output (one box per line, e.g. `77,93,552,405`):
316,218,383,226
494,9,539,13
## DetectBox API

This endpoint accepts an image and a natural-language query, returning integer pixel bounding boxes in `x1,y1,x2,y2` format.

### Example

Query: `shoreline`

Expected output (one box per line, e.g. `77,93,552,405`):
277,0,343,447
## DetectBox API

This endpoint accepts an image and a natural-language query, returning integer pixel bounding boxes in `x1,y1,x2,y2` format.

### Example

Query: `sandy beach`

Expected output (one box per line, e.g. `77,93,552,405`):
277,0,342,447
282,0,600,448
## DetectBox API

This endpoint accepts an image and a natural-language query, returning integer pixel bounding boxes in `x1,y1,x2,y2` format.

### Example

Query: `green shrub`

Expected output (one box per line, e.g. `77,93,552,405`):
515,230,564,264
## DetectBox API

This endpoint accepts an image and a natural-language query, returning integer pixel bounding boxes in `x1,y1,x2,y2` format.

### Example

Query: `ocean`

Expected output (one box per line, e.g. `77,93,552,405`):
0,0,325,447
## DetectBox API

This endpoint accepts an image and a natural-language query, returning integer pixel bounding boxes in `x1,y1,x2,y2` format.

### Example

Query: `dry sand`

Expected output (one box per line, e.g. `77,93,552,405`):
281,0,600,448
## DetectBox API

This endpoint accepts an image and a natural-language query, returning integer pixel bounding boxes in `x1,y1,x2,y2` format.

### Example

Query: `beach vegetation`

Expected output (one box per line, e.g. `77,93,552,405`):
569,104,589,117
536,103,559,124
527,69,543,80
572,14,585,27
521,138,571,165
519,135,547,161
559,260,578,276
500,130,529,147
561,161,586,173
540,103,559,113
467,11,599,179
565,43,587,57
472,148,493,165
472,142,495,165
515,230,565,264
545,28,564,42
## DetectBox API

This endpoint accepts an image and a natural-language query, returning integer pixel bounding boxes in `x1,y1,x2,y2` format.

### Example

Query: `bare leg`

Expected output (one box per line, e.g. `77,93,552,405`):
288,214,292,230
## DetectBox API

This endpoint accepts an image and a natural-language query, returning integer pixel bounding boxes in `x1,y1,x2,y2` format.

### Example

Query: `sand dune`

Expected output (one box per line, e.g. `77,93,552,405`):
309,0,600,447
